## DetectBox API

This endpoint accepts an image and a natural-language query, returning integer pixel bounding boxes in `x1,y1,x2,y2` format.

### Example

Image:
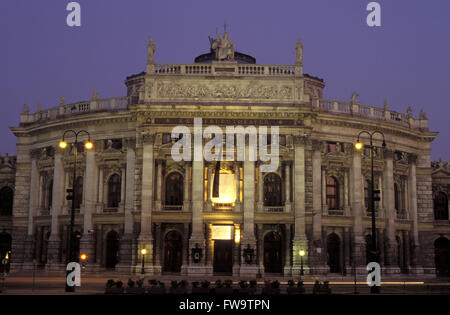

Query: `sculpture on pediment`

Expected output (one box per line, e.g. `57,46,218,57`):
211,28,235,61
294,39,304,65
147,37,156,64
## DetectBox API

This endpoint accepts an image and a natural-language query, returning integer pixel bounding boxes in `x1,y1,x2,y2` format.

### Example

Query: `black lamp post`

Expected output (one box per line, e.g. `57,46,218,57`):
59,130,93,292
355,130,386,294
299,249,305,279
141,248,148,274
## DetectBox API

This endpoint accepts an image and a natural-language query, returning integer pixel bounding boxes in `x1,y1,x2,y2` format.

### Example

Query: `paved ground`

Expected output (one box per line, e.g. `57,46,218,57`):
0,271,449,295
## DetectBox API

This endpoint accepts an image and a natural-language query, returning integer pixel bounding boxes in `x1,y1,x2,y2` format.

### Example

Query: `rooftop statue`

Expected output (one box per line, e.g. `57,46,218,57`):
147,37,156,64
419,109,427,120
351,92,358,105
294,39,304,65
211,27,235,61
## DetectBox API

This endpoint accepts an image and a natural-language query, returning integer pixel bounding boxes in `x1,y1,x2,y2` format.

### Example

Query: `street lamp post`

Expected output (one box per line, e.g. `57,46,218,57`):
141,248,148,275
59,130,93,292
355,130,385,294
299,249,305,279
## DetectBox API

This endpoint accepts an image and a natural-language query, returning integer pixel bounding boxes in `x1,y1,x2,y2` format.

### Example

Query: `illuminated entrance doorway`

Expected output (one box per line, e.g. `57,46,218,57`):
212,225,234,274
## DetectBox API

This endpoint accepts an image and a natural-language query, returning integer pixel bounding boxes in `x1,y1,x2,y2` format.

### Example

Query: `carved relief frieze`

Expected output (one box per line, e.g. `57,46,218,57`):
155,82,293,100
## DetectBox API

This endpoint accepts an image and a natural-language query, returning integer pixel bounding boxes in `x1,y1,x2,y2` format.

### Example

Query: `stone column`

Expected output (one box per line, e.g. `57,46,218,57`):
234,163,241,212
80,148,97,269
350,147,364,270
321,169,327,215
180,223,189,275
155,160,162,211
182,163,190,211
97,167,104,213
283,224,291,275
344,170,350,215
120,167,126,212
292,136,308,275
47,148,64,269
344,228,351,275
206,164,212,211
138,133,155,274
257,224,264,276
285,162,291,212
188,122,208,274
311,141,325,272
233,224,240,276
378,229,385,266
403,230,411,272
38,173,44,214
256,165,264,212
408,154,422,274
239,144,258,277
154,223,162,274
383,149,399,272
23,155,39,268
206,224,214,271
117,139,135,272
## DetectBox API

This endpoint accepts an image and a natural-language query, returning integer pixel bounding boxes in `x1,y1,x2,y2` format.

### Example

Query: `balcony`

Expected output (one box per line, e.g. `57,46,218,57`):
264,206,284,213
328,209,344,216
163,205,183,211
396,210,409,220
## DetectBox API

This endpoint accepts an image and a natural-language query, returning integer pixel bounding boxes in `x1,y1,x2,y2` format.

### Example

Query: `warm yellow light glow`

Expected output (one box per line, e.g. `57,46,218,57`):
355,141,363,151
299,250,305,257
234,228,241,244
59,141,67,149
210,173,236,204
141,248,148,255
5,253,9,260
80,253,87,261
85,141,93,150
212,225,233,240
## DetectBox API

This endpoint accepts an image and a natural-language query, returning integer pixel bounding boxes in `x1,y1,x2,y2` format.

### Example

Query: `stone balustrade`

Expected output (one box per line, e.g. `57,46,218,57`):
318,99,429,131
18,93,428,133
151,63,296,77
20,97,129,124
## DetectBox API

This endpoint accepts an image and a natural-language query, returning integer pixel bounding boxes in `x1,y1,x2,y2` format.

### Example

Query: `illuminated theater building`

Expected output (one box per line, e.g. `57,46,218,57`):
5,32,450,277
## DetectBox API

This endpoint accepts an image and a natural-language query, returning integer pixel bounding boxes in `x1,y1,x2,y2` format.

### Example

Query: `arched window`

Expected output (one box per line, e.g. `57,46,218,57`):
394,183,400,211
47,179,53,210
326,176,339,210
0,187,13,216
165,172,183,206
264,173,282,207
434,192,449,221
107,174,121,208
74,176,83,209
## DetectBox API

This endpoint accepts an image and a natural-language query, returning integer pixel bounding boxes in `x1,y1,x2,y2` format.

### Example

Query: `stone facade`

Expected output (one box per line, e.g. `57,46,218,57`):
5,35,450,277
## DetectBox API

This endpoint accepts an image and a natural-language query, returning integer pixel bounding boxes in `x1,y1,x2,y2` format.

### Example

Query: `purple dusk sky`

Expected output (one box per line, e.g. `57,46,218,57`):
0,0,449,160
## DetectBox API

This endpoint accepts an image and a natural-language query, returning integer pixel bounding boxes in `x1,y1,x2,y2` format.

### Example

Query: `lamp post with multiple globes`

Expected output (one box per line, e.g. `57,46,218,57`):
354,130,386,294
59,130,93,292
